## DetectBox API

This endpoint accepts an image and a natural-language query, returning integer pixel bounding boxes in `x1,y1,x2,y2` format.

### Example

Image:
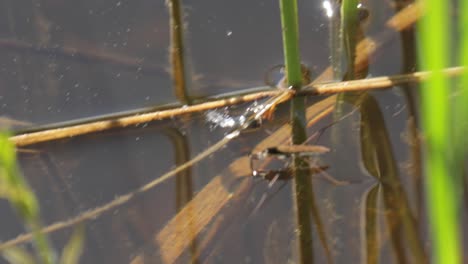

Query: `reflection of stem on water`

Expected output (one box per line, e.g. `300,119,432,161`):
359,93,427,263
263,93,336,262
332,0,368,147
162,128,193,211
392,0,424,223
330,1,421,137
290,96,315,264
308,175,334,264
361,184,380,264
163,128,200,263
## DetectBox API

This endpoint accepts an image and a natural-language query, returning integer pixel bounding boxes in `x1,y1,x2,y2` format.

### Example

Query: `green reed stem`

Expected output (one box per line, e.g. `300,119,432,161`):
419,0,461,263
279,0,302,89
0,132,54,264
279,0,313,263
290,97,313,264
455,0,468,157
341,0,358,80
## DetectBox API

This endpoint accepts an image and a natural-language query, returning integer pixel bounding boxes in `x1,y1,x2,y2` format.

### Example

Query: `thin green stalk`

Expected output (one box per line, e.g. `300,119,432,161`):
0,132,54,264
290,97,313,264
419,0,460,263
279,0,302,88
279,0,313,263
455,0,468,157
341,0,359,80
331,0,362,146
459,0,468,212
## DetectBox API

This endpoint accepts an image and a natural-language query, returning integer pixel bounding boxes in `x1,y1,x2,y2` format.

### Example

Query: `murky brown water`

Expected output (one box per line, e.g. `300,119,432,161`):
0,0,467,263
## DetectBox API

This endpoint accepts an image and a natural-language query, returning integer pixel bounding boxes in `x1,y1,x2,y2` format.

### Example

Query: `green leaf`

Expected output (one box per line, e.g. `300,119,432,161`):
2,247,36,264
418,0,461,262
60,226,85,264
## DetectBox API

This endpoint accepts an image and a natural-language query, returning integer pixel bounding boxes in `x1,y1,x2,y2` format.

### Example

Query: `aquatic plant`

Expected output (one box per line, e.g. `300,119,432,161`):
0,132,84,264
419,0,464,263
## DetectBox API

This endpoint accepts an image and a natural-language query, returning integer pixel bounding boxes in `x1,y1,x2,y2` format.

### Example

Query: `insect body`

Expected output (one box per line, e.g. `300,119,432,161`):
247,144,331,217
250,145,330,180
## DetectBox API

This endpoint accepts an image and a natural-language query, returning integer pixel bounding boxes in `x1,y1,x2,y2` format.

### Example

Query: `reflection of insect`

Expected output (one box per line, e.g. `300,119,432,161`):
261,64,312,120
250,145,330,181
260,88,296,120
247,144,332,217
264,64,312,90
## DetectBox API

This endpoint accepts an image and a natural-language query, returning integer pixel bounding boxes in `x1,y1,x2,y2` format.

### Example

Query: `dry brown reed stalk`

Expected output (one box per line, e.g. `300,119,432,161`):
10,65,466,147
307,66,466,95
10,90,279,147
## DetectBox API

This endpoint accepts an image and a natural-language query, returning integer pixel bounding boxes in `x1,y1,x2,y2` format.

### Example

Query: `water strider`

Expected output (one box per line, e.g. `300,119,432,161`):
250,144,330,181
247,144,340,218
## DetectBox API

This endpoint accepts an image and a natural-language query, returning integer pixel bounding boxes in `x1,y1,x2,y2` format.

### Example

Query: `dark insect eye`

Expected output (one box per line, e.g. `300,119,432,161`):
357,4,370,22
244,119,262,131
265,147,282,155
